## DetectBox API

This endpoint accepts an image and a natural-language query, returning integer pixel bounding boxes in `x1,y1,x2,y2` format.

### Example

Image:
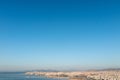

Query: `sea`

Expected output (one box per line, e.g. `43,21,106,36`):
0,72,68,80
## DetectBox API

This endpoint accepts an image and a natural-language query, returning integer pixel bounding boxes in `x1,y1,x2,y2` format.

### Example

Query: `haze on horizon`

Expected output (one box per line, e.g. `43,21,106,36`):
0,0,120,72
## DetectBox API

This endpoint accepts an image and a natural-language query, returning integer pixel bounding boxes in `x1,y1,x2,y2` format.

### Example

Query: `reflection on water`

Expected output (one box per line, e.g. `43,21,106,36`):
0,72,68,80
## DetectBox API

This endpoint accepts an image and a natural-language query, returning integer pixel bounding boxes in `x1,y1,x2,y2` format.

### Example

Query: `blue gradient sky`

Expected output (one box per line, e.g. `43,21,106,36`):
0,0,120,71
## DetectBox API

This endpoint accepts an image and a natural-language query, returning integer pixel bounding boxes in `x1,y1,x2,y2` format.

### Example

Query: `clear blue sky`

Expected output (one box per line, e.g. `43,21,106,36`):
0,0,120,71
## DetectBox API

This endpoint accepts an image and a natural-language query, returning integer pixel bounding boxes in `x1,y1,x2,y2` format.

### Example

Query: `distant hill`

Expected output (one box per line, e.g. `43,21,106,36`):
86,68,120,71
100,68,120,71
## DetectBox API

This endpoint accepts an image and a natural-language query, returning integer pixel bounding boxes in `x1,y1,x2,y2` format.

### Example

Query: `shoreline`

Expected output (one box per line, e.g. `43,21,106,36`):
25,70,120,80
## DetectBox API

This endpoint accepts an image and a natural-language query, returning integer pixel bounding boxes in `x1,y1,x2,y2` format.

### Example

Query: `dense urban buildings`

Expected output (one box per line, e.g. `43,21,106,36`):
26,70,120,80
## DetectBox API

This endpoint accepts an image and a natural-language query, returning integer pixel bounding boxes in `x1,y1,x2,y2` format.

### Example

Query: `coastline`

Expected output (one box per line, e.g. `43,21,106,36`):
25,70,120,80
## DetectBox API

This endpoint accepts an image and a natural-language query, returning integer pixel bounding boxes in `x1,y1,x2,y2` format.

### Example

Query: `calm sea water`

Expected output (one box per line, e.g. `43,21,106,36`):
0,72,68,80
